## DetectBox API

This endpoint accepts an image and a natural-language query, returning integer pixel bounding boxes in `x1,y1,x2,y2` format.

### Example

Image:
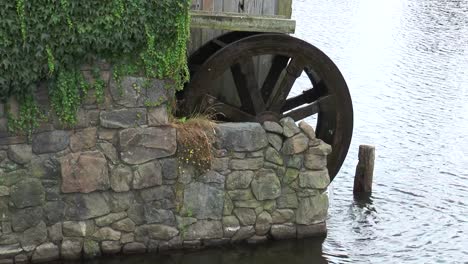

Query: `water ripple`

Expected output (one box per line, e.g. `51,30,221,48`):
294,0,468,262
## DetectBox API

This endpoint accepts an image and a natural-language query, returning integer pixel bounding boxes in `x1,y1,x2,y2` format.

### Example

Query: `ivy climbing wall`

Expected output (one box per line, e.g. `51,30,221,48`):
0,0,191,136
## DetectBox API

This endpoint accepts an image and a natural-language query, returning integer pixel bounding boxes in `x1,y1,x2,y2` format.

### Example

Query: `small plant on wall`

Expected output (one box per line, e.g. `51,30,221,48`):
174,114,216,176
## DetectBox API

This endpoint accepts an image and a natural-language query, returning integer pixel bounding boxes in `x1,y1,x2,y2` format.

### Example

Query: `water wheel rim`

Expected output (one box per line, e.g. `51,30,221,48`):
183,33,353,180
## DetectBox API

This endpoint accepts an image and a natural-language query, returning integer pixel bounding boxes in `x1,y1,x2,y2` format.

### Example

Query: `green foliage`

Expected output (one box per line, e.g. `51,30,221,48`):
1,0,191,127
7,95,45,139
50,69,85,126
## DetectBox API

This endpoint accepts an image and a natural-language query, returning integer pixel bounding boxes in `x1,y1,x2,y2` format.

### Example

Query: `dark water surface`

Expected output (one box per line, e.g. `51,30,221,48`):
97,1,467,263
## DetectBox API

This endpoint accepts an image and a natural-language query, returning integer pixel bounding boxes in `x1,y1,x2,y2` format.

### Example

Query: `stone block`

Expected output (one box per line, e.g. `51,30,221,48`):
140,186,175,202
121,233,134,244
32,131,69,154
29,155,60,179
0,186,9,197
282,133,309,155
10,178,45,208
100,108,147,128
63,193,111,220
233,208,256,225
287,155,303,169
20,222,47,252
60,151,109,193
61,239,82,260
0,244,22,258
276,188,298,209
262,121,283,134
83,239,100,259
298,121,316,139
304,152,328,170
75,109,100,129
95,212,127,227
100,241,120,255
198,170,224,185
133,160,163,189
265,147,283,165
226,171,254,190
298,170,330,189
112,218,136,232
11,207,43,232
135,224,178,241
97,142,119,164
7,145,32,164
47,223,62,242
228,189,255,201
255,211,272,236
184,220,223,240
160,158,177,180
109,77,145,107
119,127,176,164
211,158,229,172
183,182,224,220
270,224,296,240
223,194,234,216
230,158,264,170
43,201,65,224
251,169,281,201
148,106,169,126
69,127,97,152
122,242,146,254
143,207,175,225
110,165,133,192
215,123,268,152
279,117,300,137
222,216,240,238
296,193,329,225
63,221,95,237
92,227,121,241
283,168,299,184
308,141,332,156
231,226,255,242
31,242,59,263
267,133,283,152
271,209,295,224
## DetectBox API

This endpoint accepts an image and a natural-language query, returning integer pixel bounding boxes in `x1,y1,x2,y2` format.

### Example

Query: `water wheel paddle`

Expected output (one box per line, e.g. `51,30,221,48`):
179,33,353,181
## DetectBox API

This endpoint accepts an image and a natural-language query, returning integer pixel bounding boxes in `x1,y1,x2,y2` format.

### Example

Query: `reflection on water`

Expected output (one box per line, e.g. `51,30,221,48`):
293,0,468,262
95,238,327,264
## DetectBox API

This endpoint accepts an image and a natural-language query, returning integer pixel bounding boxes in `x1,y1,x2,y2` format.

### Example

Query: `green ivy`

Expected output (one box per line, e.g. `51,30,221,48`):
1,0,191,129
49,69,83,126
7,95,45,139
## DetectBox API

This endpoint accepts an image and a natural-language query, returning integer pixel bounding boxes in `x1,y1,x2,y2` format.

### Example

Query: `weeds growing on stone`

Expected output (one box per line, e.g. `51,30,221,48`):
172,111,216,175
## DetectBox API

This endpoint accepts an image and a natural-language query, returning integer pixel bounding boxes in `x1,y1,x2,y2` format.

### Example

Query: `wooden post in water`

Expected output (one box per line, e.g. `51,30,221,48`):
353,145,375,194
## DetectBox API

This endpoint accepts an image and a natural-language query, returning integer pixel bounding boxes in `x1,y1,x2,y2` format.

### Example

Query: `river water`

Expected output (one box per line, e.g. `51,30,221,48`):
293,0,468,263
97,1,467,263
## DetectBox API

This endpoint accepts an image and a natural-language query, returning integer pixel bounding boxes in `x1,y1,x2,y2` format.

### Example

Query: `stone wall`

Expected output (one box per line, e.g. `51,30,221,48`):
0,75,331,263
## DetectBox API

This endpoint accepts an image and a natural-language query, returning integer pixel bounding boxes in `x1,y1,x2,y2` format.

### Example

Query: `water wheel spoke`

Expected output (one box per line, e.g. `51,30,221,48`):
261,55,290,101
284,95,334,121
231,58,266,114
267,57,306,111
203,94,256,122
282,88,320,112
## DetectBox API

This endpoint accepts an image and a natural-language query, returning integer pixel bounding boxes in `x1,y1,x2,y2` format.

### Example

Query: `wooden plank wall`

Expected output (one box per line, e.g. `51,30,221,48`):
189,0,282,55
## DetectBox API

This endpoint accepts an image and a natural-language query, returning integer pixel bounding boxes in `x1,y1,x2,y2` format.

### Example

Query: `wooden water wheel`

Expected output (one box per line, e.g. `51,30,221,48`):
178,32,353,180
